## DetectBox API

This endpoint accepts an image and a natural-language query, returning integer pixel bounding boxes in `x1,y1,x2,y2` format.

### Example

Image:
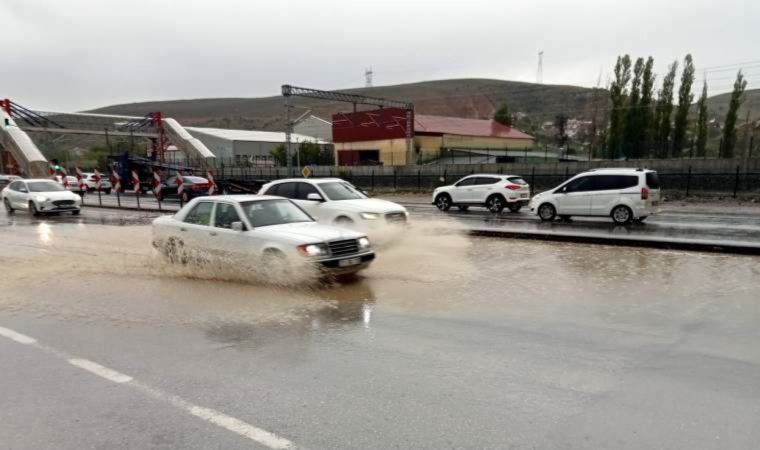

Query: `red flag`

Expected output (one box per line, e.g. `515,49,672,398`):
152,169,162,196
94,169,102,191
76,166,86,191
131,170,140,194
176,171,184,196
207,170,215,196
60,167,69,188
112,169,121,193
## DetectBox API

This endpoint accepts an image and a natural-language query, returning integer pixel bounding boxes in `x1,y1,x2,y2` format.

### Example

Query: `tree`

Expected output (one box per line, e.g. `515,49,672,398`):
695,82,709,157
638,57,656,157
554,114,569,149
493,103,513,127
608,55,632,158
721,70,748,158
298,141,322,165
653,60,678,158
270,144,287,166
623,57,644,158
672,54,695,157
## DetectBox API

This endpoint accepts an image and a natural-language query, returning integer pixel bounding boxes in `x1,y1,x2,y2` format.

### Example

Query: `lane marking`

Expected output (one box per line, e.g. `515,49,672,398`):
0,326,37,344
1,325,299,449
68,358,133,383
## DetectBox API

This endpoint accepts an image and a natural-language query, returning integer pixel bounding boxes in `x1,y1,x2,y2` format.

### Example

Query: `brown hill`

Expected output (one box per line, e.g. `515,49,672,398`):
90,78,605,132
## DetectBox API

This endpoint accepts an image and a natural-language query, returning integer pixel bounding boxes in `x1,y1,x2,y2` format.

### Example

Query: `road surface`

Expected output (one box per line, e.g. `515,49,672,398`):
1,209,759,449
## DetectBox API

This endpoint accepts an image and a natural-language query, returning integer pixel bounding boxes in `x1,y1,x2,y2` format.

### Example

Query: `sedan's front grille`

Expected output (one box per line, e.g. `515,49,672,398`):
52,200,75,207
328,239,359,257
385,212,407,224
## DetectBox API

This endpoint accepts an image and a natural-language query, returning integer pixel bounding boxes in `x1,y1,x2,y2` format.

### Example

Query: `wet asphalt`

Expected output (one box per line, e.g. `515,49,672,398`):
1,208,760,449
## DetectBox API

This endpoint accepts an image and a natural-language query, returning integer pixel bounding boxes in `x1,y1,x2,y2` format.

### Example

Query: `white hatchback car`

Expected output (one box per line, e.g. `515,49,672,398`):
152,195,375,275
258,178,408,228
82,173,113,194
2,178,82,215
529,168,661,225
432,174,531,213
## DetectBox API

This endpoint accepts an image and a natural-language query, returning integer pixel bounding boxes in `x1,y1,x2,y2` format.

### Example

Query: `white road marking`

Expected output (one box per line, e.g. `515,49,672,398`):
0,326,37,344
1,325,299,449
68,358,133,383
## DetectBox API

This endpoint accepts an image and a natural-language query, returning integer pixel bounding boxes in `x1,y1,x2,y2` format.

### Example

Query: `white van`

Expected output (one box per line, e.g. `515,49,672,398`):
529,168,661,225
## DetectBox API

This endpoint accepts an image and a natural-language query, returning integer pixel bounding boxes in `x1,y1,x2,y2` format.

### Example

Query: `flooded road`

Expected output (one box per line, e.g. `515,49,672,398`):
1,210,759,449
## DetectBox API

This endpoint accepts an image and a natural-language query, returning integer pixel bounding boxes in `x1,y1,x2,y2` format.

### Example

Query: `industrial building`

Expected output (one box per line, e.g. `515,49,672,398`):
186,127,328,165
332,108,535,166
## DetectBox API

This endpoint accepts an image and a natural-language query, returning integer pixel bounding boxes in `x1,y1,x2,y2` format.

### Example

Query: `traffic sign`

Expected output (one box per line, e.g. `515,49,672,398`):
302,166,311,178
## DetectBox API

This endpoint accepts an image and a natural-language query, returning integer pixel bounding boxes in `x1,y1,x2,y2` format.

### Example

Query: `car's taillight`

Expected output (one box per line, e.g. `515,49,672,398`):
505,184,522,190
641,186,649,200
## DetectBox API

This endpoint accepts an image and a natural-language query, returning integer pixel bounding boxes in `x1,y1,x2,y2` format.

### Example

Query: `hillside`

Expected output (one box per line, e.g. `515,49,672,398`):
90,79,604,132
705,88,760,123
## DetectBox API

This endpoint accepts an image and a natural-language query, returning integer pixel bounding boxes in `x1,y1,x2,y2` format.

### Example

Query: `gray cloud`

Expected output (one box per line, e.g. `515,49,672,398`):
3,0,757,111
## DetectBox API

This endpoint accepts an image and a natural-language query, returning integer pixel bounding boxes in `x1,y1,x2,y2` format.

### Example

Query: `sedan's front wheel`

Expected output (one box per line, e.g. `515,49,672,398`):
537,203,556,222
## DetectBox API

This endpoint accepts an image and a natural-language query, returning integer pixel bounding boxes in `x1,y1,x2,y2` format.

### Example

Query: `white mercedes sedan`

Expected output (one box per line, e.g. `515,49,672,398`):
2,178,82,215
152,195,375,275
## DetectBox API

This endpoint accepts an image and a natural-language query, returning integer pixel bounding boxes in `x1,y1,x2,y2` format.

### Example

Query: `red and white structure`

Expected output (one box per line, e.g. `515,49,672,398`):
76,166,86,191
93,169,102,191
152,169,162,197
206,170,216,195
131,170,140,194
112,169,121,193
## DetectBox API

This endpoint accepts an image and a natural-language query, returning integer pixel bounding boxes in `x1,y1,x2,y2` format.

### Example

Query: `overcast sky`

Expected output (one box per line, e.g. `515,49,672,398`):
3,0,758,111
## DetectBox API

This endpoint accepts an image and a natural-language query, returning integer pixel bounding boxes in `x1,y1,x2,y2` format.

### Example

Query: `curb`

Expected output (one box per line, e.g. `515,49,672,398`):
468,229,760,256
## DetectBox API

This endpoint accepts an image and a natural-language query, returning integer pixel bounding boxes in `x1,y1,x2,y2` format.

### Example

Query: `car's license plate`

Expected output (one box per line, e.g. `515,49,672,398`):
339,257,361,267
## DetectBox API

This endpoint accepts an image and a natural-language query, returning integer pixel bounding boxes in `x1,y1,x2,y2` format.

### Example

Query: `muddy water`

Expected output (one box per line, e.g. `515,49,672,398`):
1,216,759,353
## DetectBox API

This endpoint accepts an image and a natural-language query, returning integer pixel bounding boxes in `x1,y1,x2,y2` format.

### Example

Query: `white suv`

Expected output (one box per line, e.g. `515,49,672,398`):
432,174,531,213
529,168,661,225
258,178,408,228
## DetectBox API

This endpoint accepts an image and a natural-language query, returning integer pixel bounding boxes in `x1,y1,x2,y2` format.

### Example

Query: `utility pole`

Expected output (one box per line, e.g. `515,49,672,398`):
536,51,544,84
285,96,291,174
365,67,373,88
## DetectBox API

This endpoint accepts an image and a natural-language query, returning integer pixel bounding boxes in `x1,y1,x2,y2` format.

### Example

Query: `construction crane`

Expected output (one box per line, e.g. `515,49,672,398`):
281,85,414,172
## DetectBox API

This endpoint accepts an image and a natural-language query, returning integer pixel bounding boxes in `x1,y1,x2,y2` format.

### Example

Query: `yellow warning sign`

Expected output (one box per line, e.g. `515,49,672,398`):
302,166,312,178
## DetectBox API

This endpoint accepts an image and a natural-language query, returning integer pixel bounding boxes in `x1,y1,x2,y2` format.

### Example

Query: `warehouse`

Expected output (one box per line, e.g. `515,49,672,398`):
332,108,535,166
186,127,328,166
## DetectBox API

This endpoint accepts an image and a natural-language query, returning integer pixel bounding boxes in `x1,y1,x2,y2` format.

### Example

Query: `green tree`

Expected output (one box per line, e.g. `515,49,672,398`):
493,103,513,127
653,60,678,158
695,82,709,157
298,141,322,165
638,57,656,157
721,70,748,158
623,57,644,158
554,114,569,148
608,55,632,158
270,144,287,166
672,54,695,157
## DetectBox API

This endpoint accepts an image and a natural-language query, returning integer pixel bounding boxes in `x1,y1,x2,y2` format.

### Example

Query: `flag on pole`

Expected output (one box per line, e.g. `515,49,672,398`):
176,171,184,197
60,167,69,188
152,169,162,196
207,170,215,196
131,170,140,194
76,166,86,191
112,169,121,193
94,169,102,191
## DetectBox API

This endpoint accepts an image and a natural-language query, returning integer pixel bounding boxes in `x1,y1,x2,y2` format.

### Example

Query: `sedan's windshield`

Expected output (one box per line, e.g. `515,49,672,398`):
28,181,66,192
240,199,313,228
319,182,366,201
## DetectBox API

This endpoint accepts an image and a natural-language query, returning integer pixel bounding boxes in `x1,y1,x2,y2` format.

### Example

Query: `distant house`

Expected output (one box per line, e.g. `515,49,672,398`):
332,109,535,166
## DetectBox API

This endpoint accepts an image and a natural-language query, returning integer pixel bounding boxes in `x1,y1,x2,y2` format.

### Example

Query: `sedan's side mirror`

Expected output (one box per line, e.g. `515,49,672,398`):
306,193,324,202
231,221,245,232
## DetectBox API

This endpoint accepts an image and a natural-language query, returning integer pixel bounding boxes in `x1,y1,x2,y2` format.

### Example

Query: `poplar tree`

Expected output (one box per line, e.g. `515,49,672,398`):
639,57,656,157
608,55,632,158
721,71,747,158
695,82,709,157
672,54,695,156
654,61,678,158
624,58,644,159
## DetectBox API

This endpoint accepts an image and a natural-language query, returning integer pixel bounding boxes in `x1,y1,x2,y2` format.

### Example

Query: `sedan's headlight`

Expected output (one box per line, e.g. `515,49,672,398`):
297,243,329,257
360,212,380,220
35,195,49,202
358,237,371,250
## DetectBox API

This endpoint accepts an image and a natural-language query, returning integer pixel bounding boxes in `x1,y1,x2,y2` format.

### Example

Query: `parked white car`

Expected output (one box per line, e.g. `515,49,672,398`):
152,195,375,275
2,178,82,215
432,174,531,213
258,178,408,228
82,173,113,194
529,168,661,225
